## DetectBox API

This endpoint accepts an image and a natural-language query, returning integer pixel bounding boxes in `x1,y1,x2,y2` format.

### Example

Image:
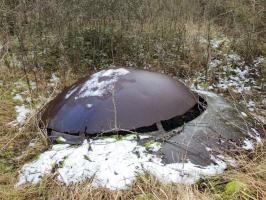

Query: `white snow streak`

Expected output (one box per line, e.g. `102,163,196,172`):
14,105,30,125
242,138,254,150
74,68,129,99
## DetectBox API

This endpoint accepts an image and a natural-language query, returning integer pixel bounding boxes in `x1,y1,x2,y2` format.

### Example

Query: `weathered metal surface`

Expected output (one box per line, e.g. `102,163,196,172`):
160,91,249,166
41,68,198,134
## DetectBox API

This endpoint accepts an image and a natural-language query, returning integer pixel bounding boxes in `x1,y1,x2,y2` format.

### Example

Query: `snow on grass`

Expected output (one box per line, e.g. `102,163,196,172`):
192,89,219,98
247,100,256,111
11,91,31,126
207,36,230,50
17,138,228,190
217,155,237,167
210,39,220,49
144,140,161,152
28,142,36,148
13,94,24,101
242,138,254,150
49,73,60,87
250,128,262,144
209,59,222,68
205,147,212,152
227,52,241,63
254,57,264,66
13,105,30,126
240,112,248,118
50,73,60,83
193,37,264,95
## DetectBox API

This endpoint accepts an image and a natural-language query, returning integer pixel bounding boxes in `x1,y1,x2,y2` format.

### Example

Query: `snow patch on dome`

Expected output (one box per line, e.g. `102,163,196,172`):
67,68,129,99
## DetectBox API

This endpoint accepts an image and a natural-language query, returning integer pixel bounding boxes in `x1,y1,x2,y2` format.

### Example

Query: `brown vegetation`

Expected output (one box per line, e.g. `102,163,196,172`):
0,0,265,199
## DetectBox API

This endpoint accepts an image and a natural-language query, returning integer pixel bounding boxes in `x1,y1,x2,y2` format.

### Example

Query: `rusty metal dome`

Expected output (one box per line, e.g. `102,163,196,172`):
41,68,199,136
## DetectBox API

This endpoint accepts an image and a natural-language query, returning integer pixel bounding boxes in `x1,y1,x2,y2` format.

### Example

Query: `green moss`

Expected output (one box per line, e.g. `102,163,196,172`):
51,156,69,171
0,159,13,173
197,176,226,194
0,145,15,158
144,140,161,151
222,180,252,199
58,160,65,168
111,134,123,141
84,155,91,161
111,133,138,141
200,82,209,89
122,134,137,140
198,177,255,200
55,136,66,144
224,180,246,194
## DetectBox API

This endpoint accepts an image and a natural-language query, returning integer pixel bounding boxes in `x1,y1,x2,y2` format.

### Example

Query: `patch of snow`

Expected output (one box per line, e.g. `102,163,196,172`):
205,147,212,152
209,59,222,68
28,142,36,148
193,90,218,98
76,68,129,99
209,38,223,49
240,112,248,118
217,83,229,90
14,105,30,126
254,57,264,66
193,36,262,96
49,73,60,86
143,156,226,185
101,68,128,77
217,155,237,167
242,138,254,150
65,86,79,99
227,52,241,62
13,94,23,101
17,138,228,190
251,128,262,144
86,104,93,109
122,134,137,141
234,68,248,80
17,144,73,185
139,135,151,139
146,142,161,152
51,73,60,83
210,39,220,49
30,81,37,90
247,100,256,107
208,85,214,90
25,97,31,103
247,100,256,111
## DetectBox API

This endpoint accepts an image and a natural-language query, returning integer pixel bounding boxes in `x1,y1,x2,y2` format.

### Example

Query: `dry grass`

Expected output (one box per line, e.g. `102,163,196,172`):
0,1,265,198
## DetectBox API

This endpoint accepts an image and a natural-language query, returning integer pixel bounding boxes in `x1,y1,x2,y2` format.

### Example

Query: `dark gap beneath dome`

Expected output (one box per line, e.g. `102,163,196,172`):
161,96,207,131
47,96,207,143
47,123,158,139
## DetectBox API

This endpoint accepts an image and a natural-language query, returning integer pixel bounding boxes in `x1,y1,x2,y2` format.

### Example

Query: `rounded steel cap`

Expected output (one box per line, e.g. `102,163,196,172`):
41,68,198,134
